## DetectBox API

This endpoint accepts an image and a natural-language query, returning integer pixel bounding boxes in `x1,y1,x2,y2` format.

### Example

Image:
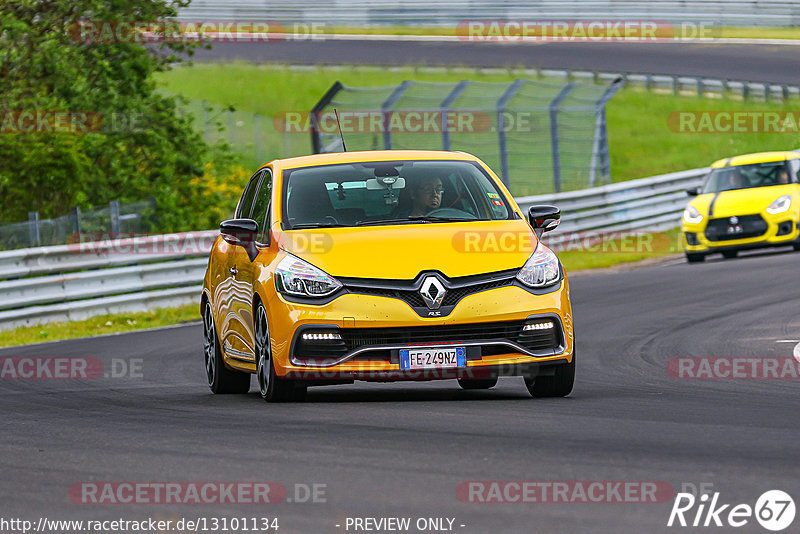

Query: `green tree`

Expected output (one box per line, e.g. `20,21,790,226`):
0,0,231,231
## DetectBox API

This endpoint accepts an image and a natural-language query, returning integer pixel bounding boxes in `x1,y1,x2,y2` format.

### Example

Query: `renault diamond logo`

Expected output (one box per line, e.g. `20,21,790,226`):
419,276,446,310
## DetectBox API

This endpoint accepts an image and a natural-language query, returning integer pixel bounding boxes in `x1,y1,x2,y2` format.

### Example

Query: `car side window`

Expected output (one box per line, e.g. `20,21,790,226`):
251,169,273,244
235,170,264,218
790,159,800,183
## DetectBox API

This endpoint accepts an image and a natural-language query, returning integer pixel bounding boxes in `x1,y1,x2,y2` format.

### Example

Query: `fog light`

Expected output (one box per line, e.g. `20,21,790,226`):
301,332,342,341
523,321,554,331
685,232,699,246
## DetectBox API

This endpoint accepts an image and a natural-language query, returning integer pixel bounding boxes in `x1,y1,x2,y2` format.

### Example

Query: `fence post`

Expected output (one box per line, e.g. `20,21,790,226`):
495,80,525,188
28,212,40,247
549,83,576,193
109,200,120,234
440,81,470,151
309,81,344,153
201,100,209,144
381,81,413,150
254,113,263,163
69,206,82,236
589,77,624,187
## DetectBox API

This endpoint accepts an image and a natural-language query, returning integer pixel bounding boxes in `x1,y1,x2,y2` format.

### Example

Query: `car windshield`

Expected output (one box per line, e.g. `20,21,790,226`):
701,161,794,194
281,159,512,229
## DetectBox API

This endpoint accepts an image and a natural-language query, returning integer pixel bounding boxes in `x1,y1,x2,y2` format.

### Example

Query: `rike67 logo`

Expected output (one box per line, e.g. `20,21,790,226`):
668,489,795,531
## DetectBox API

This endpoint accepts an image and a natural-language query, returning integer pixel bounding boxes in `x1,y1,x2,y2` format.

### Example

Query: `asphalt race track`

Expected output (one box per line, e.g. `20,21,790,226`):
193,40,800,84
2,248,799,533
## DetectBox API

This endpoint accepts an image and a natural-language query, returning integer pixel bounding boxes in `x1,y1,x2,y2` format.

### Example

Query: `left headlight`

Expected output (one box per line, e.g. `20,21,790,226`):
275,254,342,298
766,195,792,215
516,244,561,288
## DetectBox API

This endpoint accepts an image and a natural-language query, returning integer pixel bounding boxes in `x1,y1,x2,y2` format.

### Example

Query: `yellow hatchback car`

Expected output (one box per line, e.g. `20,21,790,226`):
201,150,574,402
682,151,800,262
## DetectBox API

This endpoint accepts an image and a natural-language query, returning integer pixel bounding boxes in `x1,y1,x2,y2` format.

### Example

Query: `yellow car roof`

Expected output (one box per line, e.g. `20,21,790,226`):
711,151,800,168
266,150,480,171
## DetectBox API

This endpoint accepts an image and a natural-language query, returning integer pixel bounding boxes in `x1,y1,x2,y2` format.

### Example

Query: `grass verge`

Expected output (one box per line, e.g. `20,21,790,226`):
0,304,199,349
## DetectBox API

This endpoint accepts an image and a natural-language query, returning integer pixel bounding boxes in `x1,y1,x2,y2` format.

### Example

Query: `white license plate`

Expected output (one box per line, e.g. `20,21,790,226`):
399,346,466,370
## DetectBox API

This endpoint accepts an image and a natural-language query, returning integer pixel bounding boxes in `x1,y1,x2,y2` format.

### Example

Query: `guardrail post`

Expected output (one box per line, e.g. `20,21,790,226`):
743,83,750,101
69,206,82,236
109,200,120,234
440,80,470,151
27,212,40,248
549,83,576,193
496,80,525,188
672,76,679,95
696,77,703,97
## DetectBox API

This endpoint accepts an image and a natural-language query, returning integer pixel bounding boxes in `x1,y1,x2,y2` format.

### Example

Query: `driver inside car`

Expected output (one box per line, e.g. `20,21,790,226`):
408,176,444,216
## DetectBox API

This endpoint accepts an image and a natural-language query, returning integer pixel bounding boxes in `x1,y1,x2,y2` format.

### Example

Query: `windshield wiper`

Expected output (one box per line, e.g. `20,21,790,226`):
406,215,488,222
354,218,430,227
289,222,347,229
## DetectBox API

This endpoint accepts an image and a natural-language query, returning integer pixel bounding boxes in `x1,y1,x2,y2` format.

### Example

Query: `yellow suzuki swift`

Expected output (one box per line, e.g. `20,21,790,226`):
682,151,800,262
201,150,574,402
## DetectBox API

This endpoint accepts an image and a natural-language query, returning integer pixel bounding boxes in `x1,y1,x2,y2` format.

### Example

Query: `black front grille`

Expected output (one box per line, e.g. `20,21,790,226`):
341,272,516,312
705,215,767,241
350,278,513,308
292,319,562,365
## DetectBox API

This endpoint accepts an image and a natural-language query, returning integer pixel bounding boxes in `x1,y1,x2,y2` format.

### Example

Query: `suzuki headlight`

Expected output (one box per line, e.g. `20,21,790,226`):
275,254,342,297
766,195,792,215
683,205,704,224
516,244,561,288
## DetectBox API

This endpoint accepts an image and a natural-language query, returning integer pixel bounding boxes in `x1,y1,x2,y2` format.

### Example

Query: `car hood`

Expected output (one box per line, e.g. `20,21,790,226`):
278,219,537,279
690,185,796,217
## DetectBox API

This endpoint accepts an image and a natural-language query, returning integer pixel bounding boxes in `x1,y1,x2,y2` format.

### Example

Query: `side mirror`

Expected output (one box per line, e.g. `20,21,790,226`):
220,218,259,261
528,205,561,238
686,187,700,197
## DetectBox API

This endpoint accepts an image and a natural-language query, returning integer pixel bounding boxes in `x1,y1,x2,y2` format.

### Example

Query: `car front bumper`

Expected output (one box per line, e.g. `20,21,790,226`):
267,277,574,380
682,211,800,254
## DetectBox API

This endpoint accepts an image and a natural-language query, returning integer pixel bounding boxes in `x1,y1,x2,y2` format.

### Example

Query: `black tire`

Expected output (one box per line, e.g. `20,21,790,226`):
255,303,304,403
793,241,800,251
524,352,575,398
203,300,250,394
722,250,738,259
457,377,498,390
685,252,705,263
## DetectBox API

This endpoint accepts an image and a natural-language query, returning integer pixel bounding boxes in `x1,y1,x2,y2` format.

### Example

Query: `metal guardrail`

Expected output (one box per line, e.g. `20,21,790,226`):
0,170,707,331
178,1,800,26
516,167,707,234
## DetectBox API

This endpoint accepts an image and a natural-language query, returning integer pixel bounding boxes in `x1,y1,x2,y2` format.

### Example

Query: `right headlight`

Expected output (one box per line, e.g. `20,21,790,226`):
516,243,561,288
683,205,704,224
275,254,342,298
